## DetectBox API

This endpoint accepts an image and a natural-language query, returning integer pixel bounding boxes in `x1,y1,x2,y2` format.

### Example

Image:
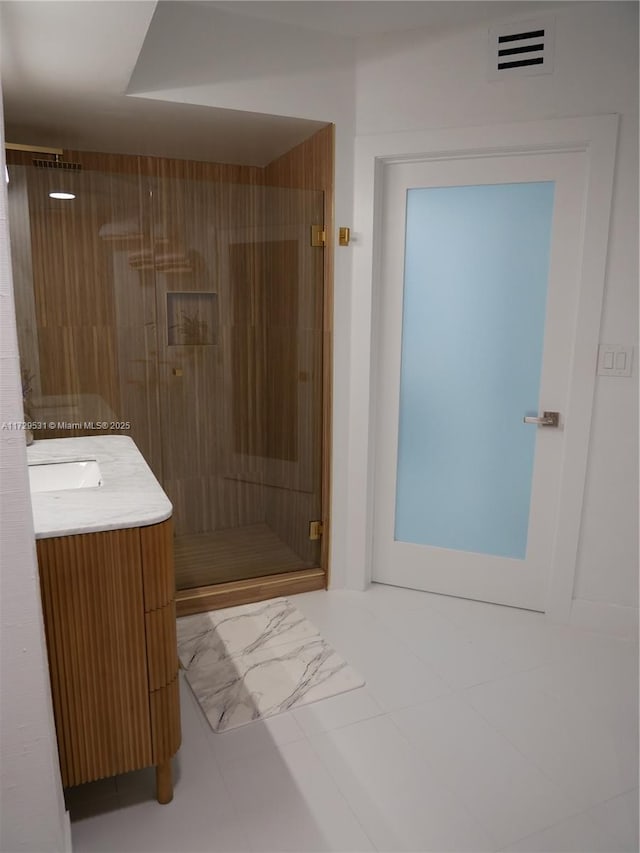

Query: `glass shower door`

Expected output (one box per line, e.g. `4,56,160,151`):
151,175,324,589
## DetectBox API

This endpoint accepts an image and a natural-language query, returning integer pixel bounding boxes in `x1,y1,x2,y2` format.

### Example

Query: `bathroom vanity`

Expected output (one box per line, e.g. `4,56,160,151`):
28,436,181,804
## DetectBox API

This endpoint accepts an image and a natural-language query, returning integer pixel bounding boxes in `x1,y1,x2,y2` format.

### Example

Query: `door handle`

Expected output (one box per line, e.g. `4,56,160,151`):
523,411,559,427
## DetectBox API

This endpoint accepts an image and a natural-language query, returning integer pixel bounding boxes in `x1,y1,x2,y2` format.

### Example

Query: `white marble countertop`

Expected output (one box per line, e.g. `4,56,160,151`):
27,436,172,539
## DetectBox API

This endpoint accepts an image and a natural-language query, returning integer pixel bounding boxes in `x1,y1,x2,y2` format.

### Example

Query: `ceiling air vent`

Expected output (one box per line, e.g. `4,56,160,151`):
488,18,554,80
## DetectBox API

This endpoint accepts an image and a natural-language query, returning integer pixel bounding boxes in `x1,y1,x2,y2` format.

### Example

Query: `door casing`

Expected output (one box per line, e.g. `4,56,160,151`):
349,115,619,621
373,154,585,611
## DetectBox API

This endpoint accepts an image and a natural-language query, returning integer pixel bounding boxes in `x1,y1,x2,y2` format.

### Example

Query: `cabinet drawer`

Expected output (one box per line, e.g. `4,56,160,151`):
37,530,153,786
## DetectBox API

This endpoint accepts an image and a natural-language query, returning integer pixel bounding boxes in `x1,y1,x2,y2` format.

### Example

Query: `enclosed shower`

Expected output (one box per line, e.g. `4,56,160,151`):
6,131,331,609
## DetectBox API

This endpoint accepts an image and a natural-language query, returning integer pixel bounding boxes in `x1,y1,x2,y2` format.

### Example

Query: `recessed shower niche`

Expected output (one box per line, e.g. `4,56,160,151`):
167,292,218,346
6,125,333,612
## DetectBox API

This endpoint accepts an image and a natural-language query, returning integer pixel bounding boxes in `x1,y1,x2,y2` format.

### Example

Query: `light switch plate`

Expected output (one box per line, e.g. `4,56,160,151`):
597,345,633,377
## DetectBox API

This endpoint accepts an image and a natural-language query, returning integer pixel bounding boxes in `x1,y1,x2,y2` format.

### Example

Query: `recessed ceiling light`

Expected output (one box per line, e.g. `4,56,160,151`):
49,191,76,200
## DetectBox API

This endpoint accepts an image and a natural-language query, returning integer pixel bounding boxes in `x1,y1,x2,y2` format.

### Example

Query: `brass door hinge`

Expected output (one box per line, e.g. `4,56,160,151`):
309,520,324,540
339,226,351,246
310,225,326,247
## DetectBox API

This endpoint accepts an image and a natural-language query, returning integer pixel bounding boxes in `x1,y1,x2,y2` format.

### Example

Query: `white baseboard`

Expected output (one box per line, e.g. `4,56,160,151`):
570,598,639,638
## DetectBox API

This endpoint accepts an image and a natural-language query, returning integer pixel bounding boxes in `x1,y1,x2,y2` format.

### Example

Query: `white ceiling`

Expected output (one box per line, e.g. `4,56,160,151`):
207,0,555,38
0,0,567,166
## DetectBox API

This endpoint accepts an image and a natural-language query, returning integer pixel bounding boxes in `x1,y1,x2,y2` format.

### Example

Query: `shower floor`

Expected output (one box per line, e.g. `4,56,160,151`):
174,523,311,590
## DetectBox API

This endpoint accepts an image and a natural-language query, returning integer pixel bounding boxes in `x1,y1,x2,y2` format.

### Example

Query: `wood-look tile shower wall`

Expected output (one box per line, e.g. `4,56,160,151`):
7,125,332,572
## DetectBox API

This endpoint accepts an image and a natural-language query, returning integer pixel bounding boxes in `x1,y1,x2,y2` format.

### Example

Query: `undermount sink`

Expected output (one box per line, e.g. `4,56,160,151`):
29,459,103,493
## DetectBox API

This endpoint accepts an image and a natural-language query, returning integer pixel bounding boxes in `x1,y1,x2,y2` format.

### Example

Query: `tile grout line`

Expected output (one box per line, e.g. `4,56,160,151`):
383,709,503,851
493,785,640,852
456,682,607,824
301,716,389,853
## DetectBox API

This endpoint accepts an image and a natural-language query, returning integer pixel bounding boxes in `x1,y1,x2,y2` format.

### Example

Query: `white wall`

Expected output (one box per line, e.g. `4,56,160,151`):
0,87,70,851
353,1,638,619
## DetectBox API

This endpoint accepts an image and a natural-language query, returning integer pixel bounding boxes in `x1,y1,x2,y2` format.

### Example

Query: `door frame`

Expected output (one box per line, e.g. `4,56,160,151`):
349,115,619,621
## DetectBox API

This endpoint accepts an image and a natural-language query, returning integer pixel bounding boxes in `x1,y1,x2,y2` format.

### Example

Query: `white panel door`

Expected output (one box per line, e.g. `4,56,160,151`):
372,151,588,610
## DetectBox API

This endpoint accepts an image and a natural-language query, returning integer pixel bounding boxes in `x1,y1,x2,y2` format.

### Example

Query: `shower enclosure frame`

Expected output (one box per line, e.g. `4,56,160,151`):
6,126,334,613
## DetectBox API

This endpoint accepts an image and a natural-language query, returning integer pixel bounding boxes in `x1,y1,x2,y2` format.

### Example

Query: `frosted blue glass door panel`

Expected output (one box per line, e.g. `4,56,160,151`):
394,182,555,558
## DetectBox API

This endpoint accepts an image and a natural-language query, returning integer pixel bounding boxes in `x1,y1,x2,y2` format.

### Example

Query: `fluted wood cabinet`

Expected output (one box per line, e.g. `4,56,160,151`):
36,518,181,804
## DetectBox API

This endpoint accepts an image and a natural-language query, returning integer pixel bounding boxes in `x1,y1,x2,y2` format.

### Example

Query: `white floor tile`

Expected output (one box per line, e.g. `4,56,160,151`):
446,603,637,675
72,784,251,853
206,710,307,765
356,582,443,616
69,589,638,853
292,686,383,736
346,634,453,712
419,589,542,632
293,590,453,711
588,789,639,853
289,590,386,646
465,668,638,809
508,636,638,742
310,714,496,852
374,604,527,689
501,807,632,853
219,737,375,852
392,694,584,848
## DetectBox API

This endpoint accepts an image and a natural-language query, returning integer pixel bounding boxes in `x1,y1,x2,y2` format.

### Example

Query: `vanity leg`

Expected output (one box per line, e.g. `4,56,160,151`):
156,760,173,804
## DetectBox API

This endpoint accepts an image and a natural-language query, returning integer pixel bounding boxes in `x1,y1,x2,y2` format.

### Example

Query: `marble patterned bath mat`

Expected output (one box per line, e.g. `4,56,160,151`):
177,598,365,732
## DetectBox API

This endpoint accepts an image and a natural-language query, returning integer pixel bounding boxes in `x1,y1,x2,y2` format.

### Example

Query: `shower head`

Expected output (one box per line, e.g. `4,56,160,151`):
5,143,82,171
32,157,82,172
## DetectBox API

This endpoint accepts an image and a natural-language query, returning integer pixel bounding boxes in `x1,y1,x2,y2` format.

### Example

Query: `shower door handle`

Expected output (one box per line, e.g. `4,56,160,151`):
523,411,559,427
